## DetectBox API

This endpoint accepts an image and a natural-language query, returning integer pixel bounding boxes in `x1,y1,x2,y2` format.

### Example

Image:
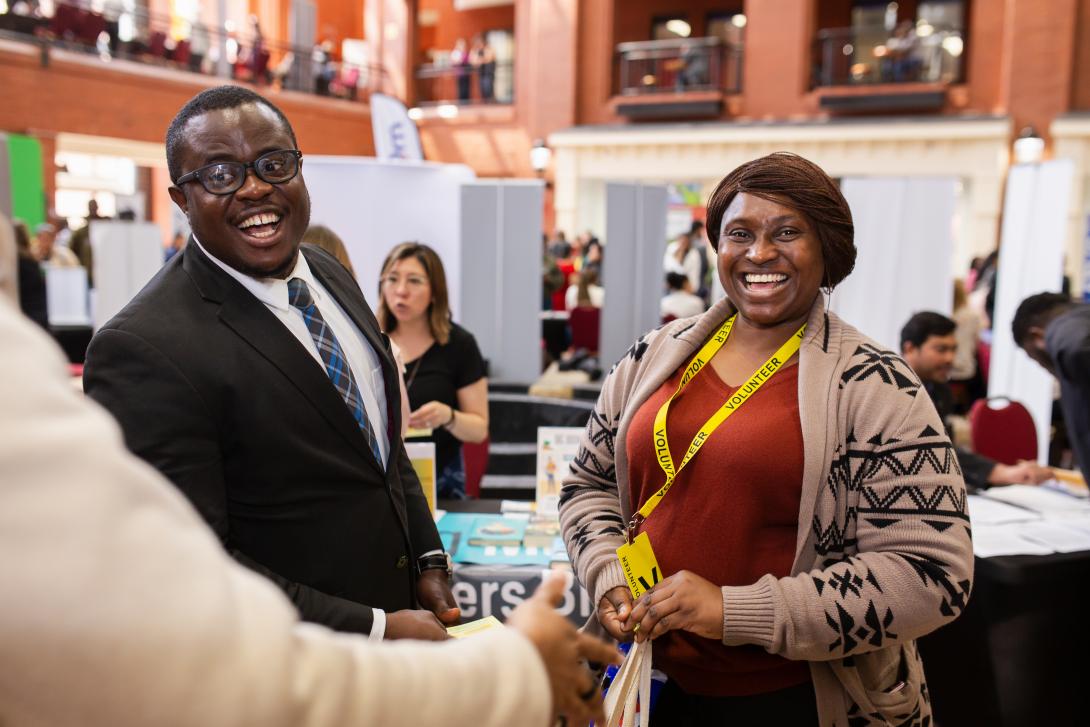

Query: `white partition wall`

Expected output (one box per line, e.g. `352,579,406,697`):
91,221,164,330
831,177,958,351
989,161,1073,461
601,183,668,368
459,181,544,382
304,157,475,315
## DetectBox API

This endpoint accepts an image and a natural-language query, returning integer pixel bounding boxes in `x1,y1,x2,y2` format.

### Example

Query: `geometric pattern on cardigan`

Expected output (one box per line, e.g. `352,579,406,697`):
839,343,921,396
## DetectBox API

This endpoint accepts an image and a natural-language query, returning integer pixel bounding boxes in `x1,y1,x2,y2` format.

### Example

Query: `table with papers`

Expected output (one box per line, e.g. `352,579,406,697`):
921,481,1090,726
437,499,593,627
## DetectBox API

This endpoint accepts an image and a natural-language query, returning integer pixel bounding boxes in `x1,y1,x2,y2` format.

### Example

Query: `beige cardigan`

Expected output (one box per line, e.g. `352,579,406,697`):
0,298,550,727
560,296,973,726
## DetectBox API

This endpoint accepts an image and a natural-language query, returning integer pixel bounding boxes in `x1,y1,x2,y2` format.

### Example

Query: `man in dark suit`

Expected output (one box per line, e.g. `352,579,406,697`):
84,86,457,640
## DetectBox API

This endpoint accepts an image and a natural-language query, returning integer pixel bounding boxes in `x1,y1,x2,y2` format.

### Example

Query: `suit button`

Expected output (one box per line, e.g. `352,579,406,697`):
396,555,408,568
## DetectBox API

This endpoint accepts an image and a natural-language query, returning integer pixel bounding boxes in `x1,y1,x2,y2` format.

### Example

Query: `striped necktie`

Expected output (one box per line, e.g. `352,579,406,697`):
288,278,384,466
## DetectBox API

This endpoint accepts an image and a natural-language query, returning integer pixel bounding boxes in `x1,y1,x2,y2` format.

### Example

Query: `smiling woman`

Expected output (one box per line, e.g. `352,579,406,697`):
560,153,973,724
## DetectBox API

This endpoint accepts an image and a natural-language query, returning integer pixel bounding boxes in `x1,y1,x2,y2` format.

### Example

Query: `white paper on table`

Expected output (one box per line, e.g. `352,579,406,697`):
1016,521,1090,553
967,494,1041,526
500,500,535,514
1041,479,1090,499
981,485,1090,518
971,524,1056,557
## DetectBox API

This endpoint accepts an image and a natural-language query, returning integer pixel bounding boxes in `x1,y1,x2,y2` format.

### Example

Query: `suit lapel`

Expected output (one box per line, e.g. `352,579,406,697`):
182,243,386,475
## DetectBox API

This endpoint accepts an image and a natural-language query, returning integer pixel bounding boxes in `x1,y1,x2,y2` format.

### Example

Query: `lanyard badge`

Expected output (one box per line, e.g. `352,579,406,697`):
614,315,806,600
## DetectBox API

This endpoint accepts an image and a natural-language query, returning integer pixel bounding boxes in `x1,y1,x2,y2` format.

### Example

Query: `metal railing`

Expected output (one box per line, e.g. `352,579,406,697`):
616,37,743,96
414,60,514,106
0,3,387,102
813,25,965,88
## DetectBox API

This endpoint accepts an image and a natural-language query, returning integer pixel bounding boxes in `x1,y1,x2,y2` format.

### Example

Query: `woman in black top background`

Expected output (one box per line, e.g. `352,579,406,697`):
378,243,488,498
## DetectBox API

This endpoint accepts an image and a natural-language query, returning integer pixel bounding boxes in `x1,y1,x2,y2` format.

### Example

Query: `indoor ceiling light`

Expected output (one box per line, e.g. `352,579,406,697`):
731,14,747,29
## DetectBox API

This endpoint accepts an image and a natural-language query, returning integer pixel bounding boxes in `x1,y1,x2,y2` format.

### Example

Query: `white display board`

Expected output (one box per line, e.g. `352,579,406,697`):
304,157,475,316
90,221,163,331
45,265,90,325
989,161,1073,462
831,177,958,352
459,180,543,383
601,183,668,369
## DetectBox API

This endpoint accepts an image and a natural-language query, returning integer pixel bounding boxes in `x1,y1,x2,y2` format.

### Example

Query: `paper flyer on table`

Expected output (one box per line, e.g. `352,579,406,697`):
536,427,583,514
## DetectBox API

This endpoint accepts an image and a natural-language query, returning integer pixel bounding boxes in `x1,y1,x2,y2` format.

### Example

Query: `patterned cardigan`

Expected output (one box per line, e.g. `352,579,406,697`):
559,296,973,726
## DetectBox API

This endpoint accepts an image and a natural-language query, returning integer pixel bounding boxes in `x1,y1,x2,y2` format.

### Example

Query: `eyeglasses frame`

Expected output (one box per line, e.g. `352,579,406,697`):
174,149,304,196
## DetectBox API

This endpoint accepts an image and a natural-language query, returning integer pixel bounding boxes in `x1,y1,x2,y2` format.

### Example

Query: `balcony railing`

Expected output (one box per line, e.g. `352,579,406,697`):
616,37,742,96
414,60,514,106
813,25,965,88
0,3,387,103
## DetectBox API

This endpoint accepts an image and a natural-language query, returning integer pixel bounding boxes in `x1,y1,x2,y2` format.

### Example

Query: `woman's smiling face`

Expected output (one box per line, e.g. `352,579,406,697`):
717,192,825,329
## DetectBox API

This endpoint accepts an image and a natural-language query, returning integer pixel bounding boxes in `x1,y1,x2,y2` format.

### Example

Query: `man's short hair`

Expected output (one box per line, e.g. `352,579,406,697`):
665,272,688,290
900,311,956,351
165,85,298,183
689,220,705,235
1012,292,1071,346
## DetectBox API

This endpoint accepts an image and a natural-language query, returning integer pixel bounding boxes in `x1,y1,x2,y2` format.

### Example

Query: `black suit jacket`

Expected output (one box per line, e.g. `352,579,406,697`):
84,242,442,634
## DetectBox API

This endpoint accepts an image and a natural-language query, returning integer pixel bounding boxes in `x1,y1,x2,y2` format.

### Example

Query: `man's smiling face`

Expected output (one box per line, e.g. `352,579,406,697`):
168,102,310,278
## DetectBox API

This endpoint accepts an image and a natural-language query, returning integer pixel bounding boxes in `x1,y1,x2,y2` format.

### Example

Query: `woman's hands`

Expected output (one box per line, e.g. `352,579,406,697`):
623,570,724,643
408,400,452,430
597,586,635,642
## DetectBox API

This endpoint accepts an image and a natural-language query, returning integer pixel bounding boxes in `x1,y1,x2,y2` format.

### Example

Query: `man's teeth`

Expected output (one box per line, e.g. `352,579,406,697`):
238,212,281,230
745,273,787,284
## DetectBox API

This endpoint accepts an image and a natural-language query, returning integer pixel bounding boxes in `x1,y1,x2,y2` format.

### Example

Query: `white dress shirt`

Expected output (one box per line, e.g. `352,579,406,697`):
194,236,390,639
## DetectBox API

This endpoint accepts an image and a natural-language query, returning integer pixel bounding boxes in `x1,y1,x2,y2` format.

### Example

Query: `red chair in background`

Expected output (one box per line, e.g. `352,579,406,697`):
569,305,601,354
462,438,489,499
50,3,81,41
172,39,191,67
968,397,1037,466
146,30,168,59
77,10,106,46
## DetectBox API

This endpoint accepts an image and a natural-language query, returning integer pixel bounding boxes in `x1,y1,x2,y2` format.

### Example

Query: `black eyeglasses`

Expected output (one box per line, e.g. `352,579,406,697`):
174,149,303,195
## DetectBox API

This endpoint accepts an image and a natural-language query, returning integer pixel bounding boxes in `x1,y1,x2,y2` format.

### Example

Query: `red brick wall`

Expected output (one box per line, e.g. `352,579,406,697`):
0,47,375,156
1073,0,1090,109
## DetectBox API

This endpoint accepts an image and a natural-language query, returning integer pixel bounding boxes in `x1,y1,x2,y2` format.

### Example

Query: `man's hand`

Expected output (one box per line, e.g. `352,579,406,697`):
597,585,635,642
409,401,452,431
416,569,461,625
507,574,621,726
624,570,723,643
384,609,450,641
989,460,1054,486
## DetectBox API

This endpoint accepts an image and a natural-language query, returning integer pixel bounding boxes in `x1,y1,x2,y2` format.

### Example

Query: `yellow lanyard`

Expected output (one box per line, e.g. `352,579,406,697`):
631,314,806,538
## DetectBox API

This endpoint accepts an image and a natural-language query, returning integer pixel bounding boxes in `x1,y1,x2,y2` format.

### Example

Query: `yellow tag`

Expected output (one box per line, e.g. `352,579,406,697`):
616,532,662,600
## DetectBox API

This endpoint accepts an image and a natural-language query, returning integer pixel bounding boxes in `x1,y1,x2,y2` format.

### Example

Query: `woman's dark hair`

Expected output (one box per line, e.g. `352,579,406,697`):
705,152,856,289
376,242,452,345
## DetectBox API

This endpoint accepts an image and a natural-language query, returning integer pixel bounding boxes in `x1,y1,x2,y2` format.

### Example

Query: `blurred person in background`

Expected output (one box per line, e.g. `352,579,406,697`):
1013,292,1090,481
950,278,984,411
901,311,1052,488
303,224,356,277
378,242,488,499
33,223,79,267
13,220,47,329
663,230,702,293
660,271,705,322
565,269,604,311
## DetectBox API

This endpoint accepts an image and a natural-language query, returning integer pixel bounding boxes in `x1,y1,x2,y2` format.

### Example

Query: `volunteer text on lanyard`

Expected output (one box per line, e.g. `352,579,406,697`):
615,314,806,600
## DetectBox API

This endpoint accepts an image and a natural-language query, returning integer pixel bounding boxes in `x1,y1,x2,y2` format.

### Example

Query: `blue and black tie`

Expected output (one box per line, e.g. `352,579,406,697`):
288,278,384,465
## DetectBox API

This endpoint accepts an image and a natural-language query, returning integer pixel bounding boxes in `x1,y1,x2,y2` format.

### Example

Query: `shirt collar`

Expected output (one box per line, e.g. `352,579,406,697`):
192,234,318,312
